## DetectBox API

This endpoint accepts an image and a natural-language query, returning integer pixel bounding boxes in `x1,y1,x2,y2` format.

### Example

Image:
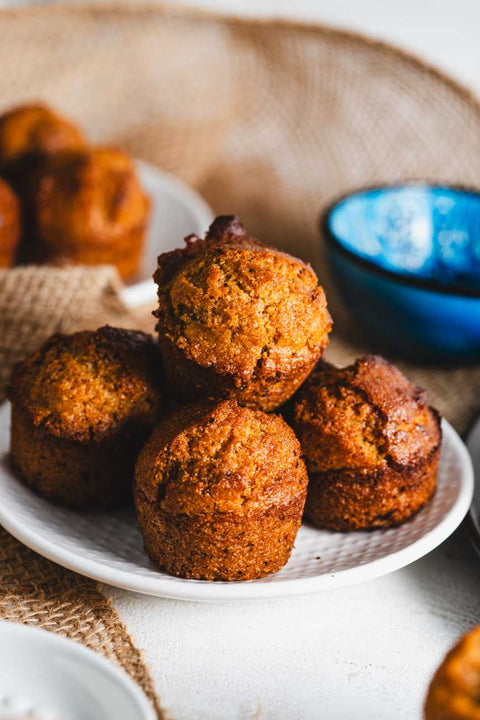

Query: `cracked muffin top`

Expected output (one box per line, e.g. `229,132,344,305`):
0,103,85,169
135,398,308,516
153,216,332,383
293,354,441,472
33,147,150,245
8,326,162,443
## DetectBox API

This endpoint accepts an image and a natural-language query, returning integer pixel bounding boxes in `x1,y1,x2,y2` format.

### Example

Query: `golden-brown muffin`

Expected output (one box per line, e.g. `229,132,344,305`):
8,326,163,509
0,102,85,189
425,624,480,720
134,398,308,580
153,215,332,411
31,147,150,279
0,177,20,266
293,355,441,530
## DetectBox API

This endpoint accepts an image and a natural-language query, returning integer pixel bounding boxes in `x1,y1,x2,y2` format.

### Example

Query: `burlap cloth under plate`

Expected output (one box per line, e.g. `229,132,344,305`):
0,526,163,716
2,4,480,711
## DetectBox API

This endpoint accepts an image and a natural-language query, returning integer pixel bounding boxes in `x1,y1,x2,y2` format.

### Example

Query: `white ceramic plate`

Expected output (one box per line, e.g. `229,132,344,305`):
122,161,214,308
0,403,473,602
0,622,155,720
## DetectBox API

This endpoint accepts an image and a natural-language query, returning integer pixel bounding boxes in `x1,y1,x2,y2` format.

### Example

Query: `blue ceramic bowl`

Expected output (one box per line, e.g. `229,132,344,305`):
323,184,480,361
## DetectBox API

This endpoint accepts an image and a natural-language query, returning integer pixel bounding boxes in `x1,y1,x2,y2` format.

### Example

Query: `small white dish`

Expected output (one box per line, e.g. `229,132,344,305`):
122,161,214,308
0,403,473,602
0,622,156,720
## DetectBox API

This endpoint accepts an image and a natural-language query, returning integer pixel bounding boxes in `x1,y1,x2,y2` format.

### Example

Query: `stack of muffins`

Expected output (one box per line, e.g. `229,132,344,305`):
8,215,442,581
0,102,150,278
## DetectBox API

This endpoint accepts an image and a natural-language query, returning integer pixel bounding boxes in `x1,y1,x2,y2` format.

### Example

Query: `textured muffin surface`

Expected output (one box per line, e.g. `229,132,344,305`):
425,624,480,720
9,326,162,507
135,398,308,580
154,215,331,409
0,103,84,172
0,177,20,266
10,325,161,442
293,355,441,530
32,147,150,278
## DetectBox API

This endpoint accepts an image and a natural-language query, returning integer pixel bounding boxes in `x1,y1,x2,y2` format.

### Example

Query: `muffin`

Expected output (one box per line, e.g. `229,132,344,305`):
425,625,480,720
153,215,332,411
31,147,150,278
0,102,85,190
0,177,20,266
134,398,308,580
8,326,162,508
293,355,441,530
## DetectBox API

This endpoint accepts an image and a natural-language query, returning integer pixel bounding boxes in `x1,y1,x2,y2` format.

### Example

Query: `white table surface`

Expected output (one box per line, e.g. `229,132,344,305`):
3,0,477,716
106,527,480,719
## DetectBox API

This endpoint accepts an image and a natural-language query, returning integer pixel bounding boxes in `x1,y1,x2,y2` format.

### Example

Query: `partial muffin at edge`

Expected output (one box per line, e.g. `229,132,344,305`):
153,215,332,411
134,398,308,580
293,354,441,530
8,325,163,508
0,177,20,267
31,147,150,278
0,102,85,190
425,624,480,720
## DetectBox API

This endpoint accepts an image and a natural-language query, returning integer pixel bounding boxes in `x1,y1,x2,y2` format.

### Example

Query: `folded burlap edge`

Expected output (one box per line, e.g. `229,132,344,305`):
2,0,480,128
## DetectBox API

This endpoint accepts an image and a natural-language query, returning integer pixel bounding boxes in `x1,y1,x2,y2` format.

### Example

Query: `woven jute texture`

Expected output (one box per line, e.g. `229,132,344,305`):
0,528,163,718
1,4,480,708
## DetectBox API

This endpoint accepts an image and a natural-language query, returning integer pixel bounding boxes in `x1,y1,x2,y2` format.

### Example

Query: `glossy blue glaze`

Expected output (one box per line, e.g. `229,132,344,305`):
324,185,480,360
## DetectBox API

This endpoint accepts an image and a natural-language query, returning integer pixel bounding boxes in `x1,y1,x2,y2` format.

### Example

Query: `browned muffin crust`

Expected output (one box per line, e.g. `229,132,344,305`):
134,398,308,580
0,177,20,267
153,215,332,411
31,147,150,278
293,355,442,530
425,624,480,720
8,326,163,508
0,103,85,189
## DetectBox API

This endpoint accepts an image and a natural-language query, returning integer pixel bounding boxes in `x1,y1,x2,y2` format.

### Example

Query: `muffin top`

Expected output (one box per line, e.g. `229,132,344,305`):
33,147,150,243
0,103,85,168
153,216,332,383
293,354,441,472
9,326,162,443
425,624,480,720
135,398,308,516
0,178,20,240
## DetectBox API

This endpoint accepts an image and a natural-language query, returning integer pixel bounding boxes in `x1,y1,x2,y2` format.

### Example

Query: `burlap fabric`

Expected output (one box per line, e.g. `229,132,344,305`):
0,527,163,718
1,3,480,708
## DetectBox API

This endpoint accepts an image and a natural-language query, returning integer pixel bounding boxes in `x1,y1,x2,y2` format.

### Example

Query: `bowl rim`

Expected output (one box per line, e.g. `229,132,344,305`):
321,181,480,299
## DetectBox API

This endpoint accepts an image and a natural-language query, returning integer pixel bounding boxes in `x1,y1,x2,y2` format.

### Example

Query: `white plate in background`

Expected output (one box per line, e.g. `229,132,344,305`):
0,403,473,602
122,161,214,308
0,622,155,720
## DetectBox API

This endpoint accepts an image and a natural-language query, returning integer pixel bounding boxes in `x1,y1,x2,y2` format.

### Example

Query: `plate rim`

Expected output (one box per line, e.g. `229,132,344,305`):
0,620,157,720
0,404,473,602
121,159,214,309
